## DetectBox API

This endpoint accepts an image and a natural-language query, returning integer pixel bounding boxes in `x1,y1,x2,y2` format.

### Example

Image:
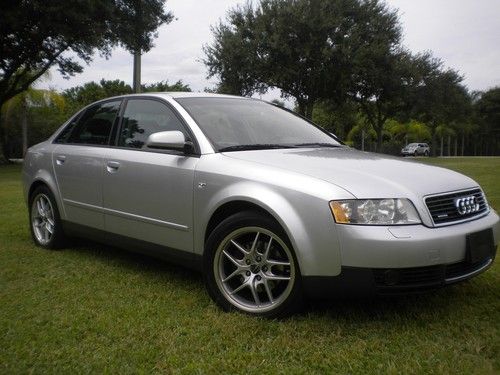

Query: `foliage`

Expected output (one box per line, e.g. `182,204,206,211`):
312,100,359,139
474,87,500,155
63,79,191,112
1,159,499,373
63,80,132,110
385,119,432,143
111,0,174,55
204,0,404,119
142,80,191,93
1,89,66,159
0,0,173,108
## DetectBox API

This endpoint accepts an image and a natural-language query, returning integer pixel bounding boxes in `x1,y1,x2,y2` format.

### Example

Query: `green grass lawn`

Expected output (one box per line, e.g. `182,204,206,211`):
1,158,499,374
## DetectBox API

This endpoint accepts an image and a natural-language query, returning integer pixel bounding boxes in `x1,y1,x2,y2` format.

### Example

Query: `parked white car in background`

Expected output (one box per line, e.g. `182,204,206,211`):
402,143,430,156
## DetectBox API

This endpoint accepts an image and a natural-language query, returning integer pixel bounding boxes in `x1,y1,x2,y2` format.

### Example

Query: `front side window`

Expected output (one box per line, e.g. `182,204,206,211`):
118,99,188,149
175,98,340,151
66,100,121,145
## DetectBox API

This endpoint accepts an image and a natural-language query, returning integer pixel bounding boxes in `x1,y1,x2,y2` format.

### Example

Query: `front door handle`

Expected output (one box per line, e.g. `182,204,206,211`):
106,161,120,173
55,155,66,165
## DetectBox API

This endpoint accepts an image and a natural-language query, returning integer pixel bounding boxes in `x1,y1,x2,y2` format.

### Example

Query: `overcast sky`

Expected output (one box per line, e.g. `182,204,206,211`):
44,0,500,100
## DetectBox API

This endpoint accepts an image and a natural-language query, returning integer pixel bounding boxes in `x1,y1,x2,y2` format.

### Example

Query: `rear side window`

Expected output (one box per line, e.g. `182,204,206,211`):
63,100,121,145
118,99,188,149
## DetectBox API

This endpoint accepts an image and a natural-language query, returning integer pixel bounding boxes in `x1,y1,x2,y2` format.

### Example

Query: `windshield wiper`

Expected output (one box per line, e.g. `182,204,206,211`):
293,142,341,148
219,144,298,152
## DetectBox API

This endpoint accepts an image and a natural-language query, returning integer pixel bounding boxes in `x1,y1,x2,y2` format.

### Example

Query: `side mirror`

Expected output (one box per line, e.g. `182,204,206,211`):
145,131,194,153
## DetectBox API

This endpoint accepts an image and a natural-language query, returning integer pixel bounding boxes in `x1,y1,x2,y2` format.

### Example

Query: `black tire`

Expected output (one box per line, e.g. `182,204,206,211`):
29,185,66,249
203,210,303,318
424,150,429,157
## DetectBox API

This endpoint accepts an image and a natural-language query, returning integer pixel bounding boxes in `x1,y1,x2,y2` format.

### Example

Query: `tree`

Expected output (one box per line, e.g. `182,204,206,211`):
205,0,403,119
410,54,471,156
142,80,191,92
112,0,175,92
474,87,500,155
0,0,173,108
203,5,265,96
1,89,66,159
312,100,358,140
61,78,192,118
63,79,133,112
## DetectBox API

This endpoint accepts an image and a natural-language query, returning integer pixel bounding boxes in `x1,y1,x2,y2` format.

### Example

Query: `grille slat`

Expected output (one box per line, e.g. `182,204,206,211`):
425,188,488,225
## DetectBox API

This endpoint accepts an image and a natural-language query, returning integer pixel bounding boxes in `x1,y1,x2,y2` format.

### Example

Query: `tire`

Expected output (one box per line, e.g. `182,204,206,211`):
424,150,429,157
29,185,66,249
414,151,418,157
203,210,303,318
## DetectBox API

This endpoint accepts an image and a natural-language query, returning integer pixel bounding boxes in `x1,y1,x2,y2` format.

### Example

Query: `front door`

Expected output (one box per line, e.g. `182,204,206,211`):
102,98,198,252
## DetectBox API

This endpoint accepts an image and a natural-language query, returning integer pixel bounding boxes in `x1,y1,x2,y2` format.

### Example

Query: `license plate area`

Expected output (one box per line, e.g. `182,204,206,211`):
466,229,495,264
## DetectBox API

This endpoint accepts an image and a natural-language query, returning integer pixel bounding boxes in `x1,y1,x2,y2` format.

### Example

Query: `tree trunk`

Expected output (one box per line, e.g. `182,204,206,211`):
440,137,444,157
461,133,464,156
431,131,437,157
133,50,141,93
447,135,451,157
0,105,6,163
22,99,28,157
361,129,365,151
454,137,457,156
376,126,383,153
305,102,314,120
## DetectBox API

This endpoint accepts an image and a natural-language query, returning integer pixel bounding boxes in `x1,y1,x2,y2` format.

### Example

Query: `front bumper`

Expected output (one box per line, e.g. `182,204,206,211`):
337,210,499,269
303,251,495,298
303,210,499,298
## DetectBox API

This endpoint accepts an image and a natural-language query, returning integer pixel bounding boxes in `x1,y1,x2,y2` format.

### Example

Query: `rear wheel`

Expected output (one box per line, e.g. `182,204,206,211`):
204,211,303,318
424,150,429,156
29,185,66,249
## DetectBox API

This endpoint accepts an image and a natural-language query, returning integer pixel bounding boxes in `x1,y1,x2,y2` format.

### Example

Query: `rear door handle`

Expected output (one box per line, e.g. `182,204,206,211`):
55,155,66,165
106,161,120,173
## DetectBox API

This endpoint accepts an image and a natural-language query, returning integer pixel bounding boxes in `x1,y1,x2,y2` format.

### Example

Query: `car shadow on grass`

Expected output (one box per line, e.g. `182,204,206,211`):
66,237,204,286
63,237,491,321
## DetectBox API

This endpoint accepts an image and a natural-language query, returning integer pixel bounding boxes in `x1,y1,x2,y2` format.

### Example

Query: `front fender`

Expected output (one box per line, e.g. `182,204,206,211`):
194,180,344,277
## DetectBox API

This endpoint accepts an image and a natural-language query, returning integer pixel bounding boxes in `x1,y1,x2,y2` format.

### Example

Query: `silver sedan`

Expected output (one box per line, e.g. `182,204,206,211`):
22,93,499,318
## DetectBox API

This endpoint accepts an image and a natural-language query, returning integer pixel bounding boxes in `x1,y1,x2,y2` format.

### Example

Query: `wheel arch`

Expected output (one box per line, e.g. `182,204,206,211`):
27,172,65,219
204,200,280,244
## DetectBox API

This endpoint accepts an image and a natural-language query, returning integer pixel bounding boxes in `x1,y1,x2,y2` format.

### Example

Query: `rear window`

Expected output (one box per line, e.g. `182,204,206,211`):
56,100,121,145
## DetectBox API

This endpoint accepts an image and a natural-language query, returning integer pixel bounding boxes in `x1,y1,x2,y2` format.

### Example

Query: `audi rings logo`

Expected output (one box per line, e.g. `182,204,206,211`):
454,195,480,215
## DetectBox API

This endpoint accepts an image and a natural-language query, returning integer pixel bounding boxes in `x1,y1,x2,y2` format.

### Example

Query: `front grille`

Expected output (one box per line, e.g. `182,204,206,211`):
425,188,488,225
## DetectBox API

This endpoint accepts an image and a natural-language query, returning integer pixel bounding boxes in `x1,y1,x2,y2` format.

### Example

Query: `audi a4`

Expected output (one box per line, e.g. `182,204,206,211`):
22,93,499,317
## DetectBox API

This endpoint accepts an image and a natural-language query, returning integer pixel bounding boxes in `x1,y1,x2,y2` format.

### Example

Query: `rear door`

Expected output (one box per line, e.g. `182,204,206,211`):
102,98,198,252
52,100,121,229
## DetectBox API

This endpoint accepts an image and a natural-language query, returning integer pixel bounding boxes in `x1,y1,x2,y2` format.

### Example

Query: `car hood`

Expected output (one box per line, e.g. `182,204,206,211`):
222,147,478,199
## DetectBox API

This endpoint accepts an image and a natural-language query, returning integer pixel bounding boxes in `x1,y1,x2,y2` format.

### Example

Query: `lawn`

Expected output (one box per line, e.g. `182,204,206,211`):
1,158,499,374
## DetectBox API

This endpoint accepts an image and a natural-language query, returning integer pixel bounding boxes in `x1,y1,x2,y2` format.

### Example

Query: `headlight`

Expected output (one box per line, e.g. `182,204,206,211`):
329,199,421,225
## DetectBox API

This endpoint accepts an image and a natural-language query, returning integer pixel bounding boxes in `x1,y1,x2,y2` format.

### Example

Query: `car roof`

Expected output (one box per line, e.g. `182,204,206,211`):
102,92,250,100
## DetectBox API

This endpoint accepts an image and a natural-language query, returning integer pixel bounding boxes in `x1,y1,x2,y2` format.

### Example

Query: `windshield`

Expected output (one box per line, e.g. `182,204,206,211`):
175,97,341,151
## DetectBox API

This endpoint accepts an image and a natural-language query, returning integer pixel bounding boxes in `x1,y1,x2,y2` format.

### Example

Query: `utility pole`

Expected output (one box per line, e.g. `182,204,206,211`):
133,50,141,93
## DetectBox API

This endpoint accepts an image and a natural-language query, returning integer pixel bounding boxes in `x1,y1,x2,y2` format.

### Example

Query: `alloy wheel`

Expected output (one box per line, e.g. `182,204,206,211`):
31,193,56,245
214,227,295,313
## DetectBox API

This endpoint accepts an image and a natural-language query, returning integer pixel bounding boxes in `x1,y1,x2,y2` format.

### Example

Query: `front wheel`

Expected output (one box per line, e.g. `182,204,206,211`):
203,211,303,318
